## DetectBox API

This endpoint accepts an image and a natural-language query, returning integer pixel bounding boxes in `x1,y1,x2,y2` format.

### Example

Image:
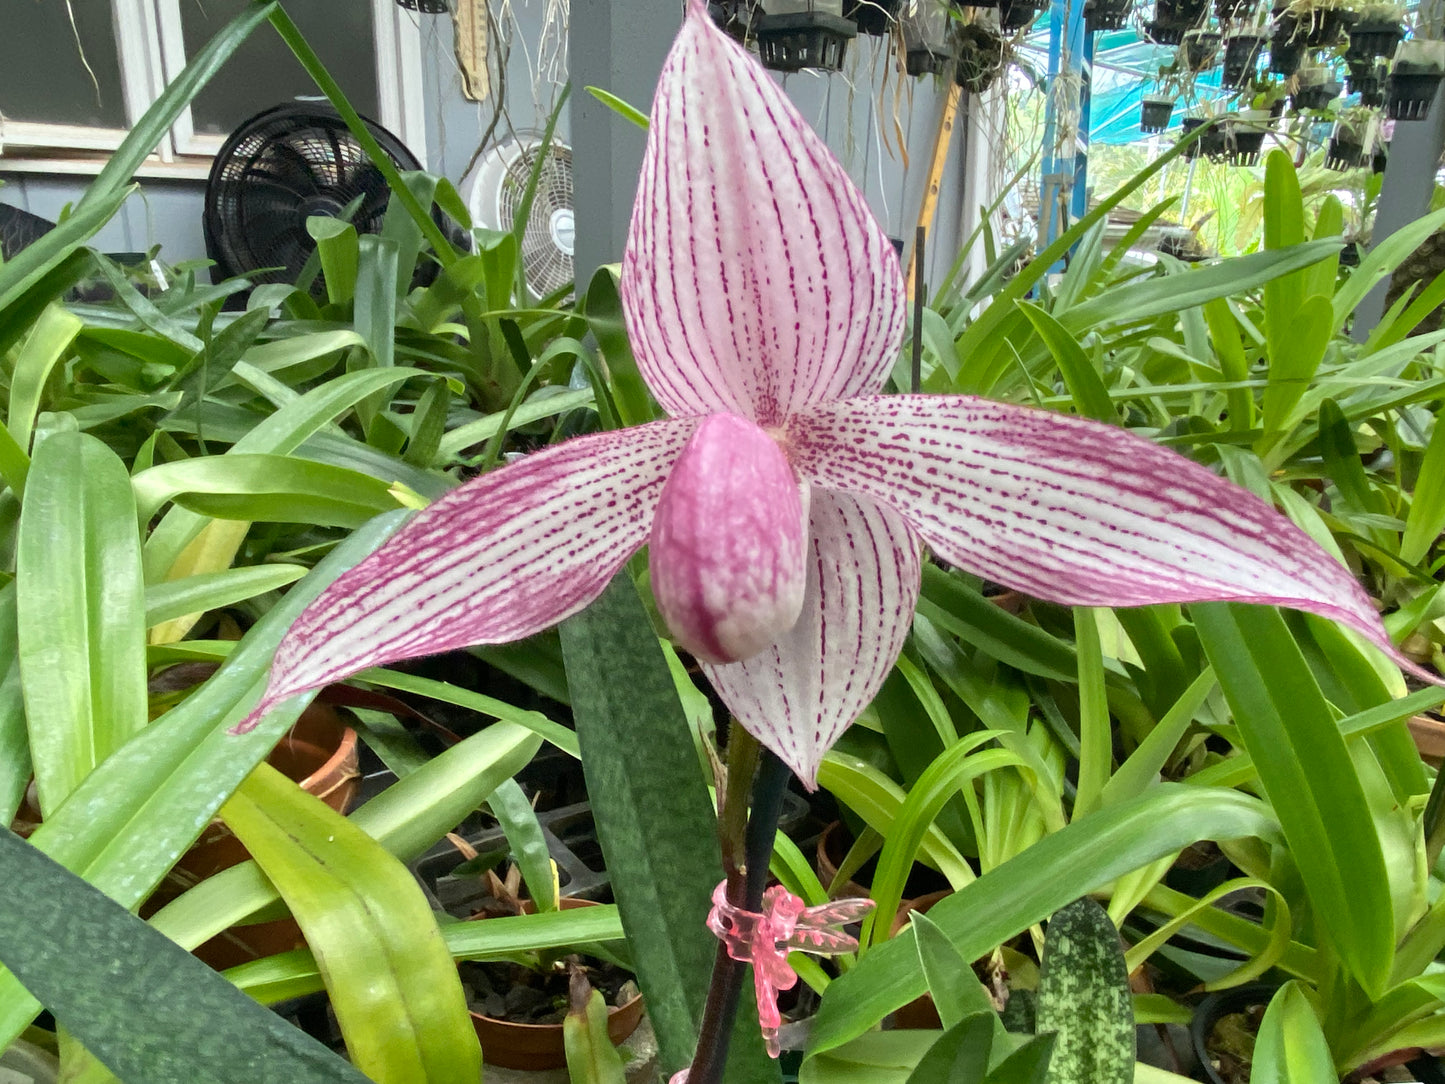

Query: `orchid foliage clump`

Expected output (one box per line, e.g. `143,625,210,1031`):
240,0,1438,1070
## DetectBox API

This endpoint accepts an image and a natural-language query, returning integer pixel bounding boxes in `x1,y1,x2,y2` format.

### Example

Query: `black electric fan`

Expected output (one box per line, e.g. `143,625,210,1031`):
204,104,434,298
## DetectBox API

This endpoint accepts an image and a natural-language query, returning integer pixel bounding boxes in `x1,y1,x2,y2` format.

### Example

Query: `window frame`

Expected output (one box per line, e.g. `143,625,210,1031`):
0,0,426,177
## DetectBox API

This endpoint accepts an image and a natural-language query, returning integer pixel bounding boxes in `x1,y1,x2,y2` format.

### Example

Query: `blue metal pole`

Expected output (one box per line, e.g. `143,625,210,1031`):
1039,0,1090,251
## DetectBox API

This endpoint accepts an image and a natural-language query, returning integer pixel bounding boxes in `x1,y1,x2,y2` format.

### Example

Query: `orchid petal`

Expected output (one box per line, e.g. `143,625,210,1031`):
649,413,809,664
621,0,905,425
705,489,921,787
242,419,698,724
788,396,1429,677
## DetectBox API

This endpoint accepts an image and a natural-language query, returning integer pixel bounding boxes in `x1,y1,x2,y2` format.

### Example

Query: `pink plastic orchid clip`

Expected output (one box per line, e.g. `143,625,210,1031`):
705,881,874,1057
238,0,1433,786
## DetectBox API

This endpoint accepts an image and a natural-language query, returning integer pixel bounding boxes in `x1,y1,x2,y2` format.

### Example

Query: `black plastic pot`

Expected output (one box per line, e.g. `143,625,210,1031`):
1191,984,1281,1084
906,44,953,75
1325,134,1367,170
1290,77,1342,112
999,0,1043,30
843,0,902,33
755,11,857,72
1181,116,1229,160
1267,31,1304,74
1387,67,1445,120
1290,6,1351,47
1213,0,1255,20
1085,0,1133,30
1346,17,1404,59
1347,58,1388,105
1141,97,1176,131
1222,31,1265,85
1182,29,1222,68
1228,125,1266,164
1148,0,1207,42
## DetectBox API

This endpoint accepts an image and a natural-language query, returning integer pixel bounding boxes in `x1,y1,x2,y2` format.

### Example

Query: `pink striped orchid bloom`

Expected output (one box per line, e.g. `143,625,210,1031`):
243,0,1429,786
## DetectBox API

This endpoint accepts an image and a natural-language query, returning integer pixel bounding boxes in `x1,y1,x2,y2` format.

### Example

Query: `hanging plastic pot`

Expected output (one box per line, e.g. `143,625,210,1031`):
1226,114,1268,164
1268,17,1306,74
1222,30,1266,86
1386,39,1445,120
901,0,955,75
1214,0,1255,20
1140,94,1177,131
843,0,903,33
1084,0,1134,31
1181,116,1230,159
954,22,1006,92
1182,28,1222,68
1147,0,1208,42
1290,66,1342,111
998,0,1043,30
1346,17,1404,60
755,0,858,72
1347,57,1388,105
1325,132,1368,169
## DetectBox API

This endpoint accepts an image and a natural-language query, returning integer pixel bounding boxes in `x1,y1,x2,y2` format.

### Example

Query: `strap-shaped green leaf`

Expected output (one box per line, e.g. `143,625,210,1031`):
0,826,367,1084
224,763,481,1083
1251,982,1336,1083
0,513,408,1049
559,573,778,1083
1194,602,1394,996
806,787,1278,1060
17,432,148,815
565,985,629,1084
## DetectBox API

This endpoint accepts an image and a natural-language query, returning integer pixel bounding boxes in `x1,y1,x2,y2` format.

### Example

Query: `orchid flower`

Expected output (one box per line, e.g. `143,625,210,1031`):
704,882,873,1057
243,0,1429,786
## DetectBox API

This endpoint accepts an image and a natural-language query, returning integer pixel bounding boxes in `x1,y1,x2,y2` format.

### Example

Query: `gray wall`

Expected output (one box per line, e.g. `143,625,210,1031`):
2,6,972,291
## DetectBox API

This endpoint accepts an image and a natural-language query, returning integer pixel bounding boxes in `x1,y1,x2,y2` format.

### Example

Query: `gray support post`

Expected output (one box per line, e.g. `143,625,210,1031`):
1351,84,1445,339
1353,0,1445,339
569,0,684,287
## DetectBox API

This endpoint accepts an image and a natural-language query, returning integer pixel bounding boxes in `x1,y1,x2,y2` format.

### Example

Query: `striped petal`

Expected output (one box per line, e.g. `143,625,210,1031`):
242,418,699,726
621,0,905,426
787,396,1430,677
704,489,921,787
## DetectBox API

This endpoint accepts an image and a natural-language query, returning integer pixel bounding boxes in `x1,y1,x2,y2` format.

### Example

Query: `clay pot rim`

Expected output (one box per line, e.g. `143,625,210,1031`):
463,898,645,1029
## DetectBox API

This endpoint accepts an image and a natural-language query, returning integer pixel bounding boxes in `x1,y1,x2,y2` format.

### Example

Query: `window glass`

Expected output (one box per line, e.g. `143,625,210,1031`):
0,0,128,128
179,0,379,136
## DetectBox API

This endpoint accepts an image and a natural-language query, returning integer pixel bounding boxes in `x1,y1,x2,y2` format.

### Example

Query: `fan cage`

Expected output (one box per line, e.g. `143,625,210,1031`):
477,138,576,298
203,104,427,298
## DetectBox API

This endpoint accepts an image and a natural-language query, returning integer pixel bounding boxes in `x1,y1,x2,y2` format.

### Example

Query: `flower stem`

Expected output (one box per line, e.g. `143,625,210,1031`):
684,729,790,1084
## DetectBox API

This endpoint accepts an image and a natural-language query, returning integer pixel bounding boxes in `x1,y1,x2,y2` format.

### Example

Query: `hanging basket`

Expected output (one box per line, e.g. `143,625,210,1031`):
755,11,857,72
1346,18,1404,60
954,25,1006,92
1181,116,1230,160
843,0,903,33
998,0,1043,30
1213,0,1255,21
1148,0,1207,42
1290,75,1342,112
1386,67,1445,120
1182,28,1222,68
1221,31,1265,86
1227,125,1267,165
1268,32,1304,74
1325,134,1368,170
1085,0,1134,30
1140,96,1177,131
1347,58,1388,106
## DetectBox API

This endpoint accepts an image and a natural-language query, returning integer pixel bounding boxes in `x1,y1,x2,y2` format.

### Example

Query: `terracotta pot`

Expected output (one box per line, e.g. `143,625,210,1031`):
816,820,871,899
466,898,645,1071
149,704,361,971
1410,715,1445,768
890,890,953,1030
